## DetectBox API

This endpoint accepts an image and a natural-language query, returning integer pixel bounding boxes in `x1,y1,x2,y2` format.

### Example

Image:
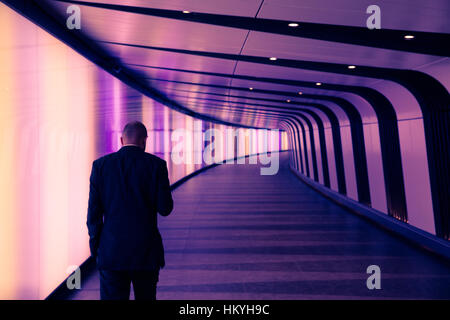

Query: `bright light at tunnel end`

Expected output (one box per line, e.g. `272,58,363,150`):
170,122,281,176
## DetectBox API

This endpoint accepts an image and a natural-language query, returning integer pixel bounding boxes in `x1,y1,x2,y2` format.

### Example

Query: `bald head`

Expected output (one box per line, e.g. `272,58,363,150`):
120,121,148,150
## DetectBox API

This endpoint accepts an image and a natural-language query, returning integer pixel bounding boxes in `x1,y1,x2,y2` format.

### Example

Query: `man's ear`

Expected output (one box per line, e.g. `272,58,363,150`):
120,136,124,146
141,137,147,149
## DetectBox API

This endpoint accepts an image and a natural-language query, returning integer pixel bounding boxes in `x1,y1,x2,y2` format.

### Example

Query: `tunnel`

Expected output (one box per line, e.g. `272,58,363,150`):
0,1,449,301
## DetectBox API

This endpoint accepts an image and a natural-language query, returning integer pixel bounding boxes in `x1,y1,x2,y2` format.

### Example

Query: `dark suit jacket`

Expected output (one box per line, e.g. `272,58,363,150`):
87,145,173,270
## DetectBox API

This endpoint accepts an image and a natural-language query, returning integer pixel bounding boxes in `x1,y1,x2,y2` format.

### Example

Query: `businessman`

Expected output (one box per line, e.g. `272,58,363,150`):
87,121,173,300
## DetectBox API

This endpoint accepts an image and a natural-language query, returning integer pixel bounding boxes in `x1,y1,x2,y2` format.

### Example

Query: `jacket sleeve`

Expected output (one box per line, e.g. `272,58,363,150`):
86,160,104,258
156,160,173,216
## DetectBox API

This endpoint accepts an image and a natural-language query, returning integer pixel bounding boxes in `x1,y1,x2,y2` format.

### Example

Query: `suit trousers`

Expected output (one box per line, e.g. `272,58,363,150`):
99,268,160,300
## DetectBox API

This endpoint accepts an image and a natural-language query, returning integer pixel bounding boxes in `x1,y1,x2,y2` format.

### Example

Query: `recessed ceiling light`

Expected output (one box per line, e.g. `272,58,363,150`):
286,99,291,103
404,35,414,39
182,10,191,13
269,57,277,61
298,91,303,95
348,65,356,69
288,23,299,27
249,87,253,90
316,82,322,86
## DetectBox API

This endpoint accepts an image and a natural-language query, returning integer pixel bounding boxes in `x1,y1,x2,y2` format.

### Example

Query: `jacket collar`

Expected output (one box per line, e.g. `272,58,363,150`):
119,145,144,152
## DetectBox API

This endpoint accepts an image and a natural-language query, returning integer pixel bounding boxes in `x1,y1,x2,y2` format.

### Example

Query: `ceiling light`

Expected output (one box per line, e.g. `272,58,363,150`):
286,99,291,103
348,65,356,69
316,82,322,86
288,23,299,27
404,34,414,39
269,57,277,61
182,10,191,13
298,91,303,95
249,87,253,90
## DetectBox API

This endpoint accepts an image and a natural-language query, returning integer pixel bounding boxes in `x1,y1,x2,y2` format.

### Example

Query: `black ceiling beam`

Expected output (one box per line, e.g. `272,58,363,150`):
105,42,444,85
167,93,307,111
54,0,450,56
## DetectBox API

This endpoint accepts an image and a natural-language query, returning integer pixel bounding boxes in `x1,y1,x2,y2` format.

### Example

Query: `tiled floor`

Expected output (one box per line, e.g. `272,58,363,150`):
69,152,450,300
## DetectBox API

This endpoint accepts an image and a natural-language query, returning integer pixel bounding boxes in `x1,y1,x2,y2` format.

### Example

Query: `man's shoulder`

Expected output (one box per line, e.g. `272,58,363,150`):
92,152,119,166
92,151,166,168
144,152,167,166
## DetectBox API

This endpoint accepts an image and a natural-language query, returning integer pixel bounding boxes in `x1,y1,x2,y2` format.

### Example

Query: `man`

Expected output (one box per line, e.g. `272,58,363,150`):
87,121,173,300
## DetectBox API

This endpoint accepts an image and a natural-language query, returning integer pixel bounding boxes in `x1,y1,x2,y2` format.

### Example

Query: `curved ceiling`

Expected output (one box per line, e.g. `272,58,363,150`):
8,0,446,130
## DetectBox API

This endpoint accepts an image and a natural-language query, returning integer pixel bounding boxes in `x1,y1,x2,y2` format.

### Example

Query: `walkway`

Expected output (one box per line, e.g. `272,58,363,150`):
70,152,450,299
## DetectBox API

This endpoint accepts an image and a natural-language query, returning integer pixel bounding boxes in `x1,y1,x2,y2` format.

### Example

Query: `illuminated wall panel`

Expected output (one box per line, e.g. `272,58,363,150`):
0,5,18,299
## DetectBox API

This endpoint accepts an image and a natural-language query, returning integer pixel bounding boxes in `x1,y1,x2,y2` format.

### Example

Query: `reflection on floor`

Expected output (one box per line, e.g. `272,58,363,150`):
69,152,450,300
